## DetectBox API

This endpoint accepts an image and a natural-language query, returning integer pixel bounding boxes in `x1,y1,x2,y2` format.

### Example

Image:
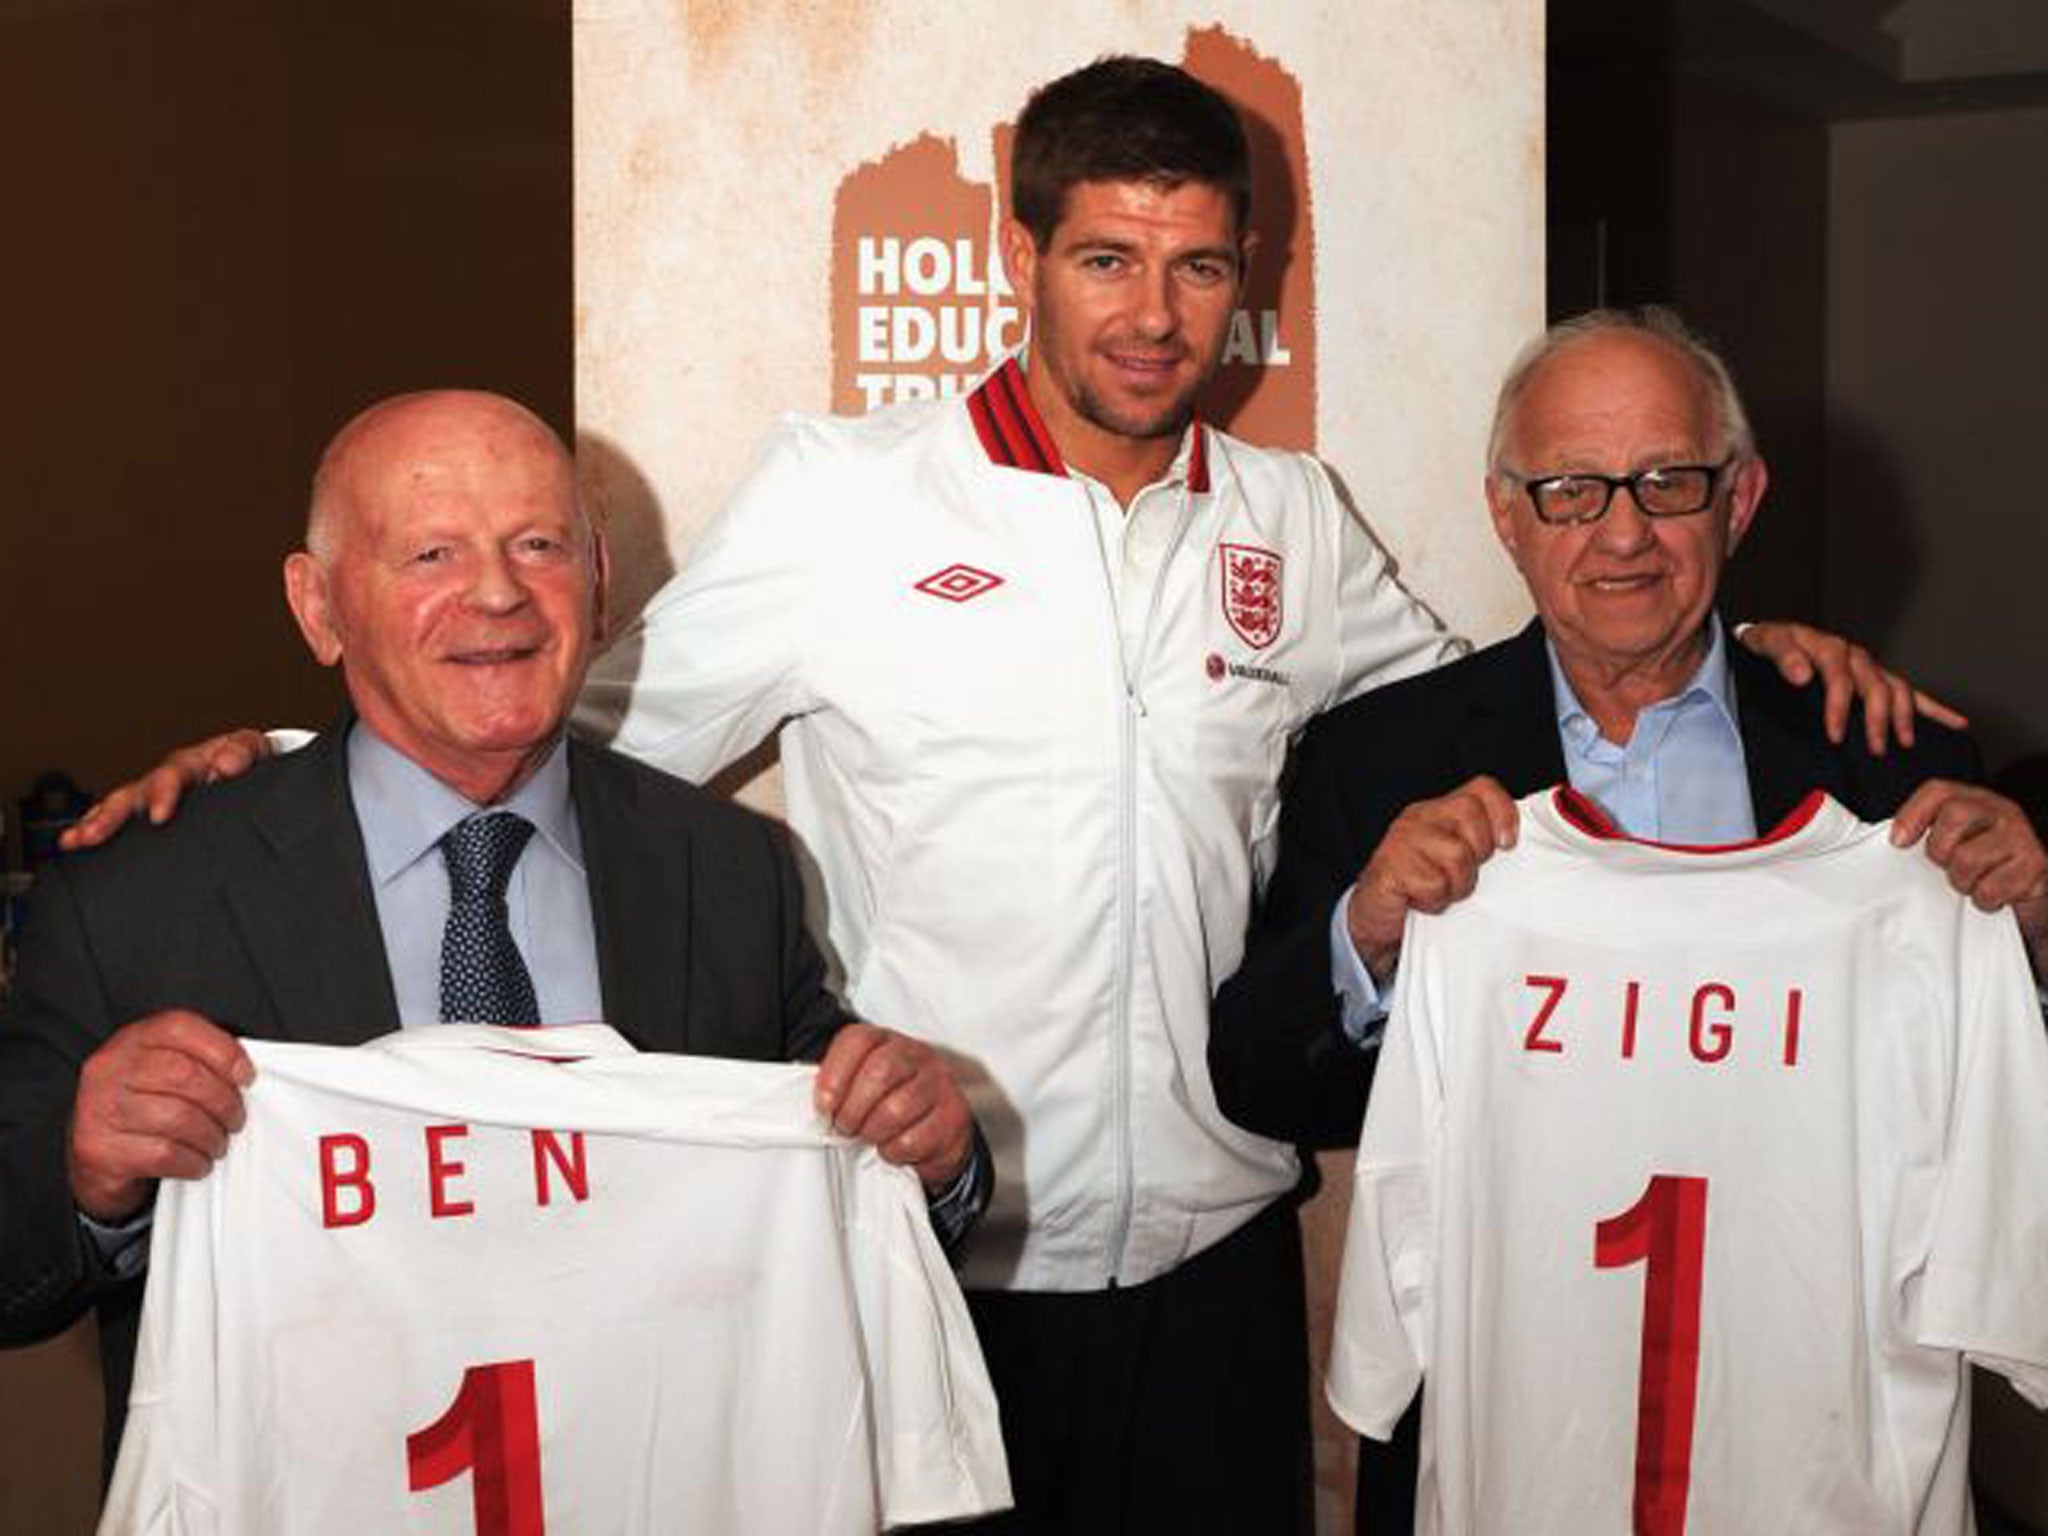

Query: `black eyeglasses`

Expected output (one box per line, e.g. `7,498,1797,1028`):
1507,459,1734,526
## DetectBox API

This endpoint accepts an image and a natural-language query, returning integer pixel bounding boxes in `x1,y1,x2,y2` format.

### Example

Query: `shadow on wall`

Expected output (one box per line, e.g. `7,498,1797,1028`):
576,430,679,633
1320,461,1459,637
1200,98,1300,432
572,429,776,803
573,429,678,761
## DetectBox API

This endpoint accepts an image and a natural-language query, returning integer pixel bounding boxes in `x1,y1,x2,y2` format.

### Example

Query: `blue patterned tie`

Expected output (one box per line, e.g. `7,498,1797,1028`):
438,811,540,1026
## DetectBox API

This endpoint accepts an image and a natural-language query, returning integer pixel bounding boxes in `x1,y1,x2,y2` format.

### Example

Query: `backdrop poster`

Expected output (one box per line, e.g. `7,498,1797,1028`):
575,5,1541,1525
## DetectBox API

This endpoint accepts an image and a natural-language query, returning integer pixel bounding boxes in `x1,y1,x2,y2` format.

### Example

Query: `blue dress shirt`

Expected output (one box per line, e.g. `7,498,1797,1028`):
1546,618,1754,846
348,723,604,1026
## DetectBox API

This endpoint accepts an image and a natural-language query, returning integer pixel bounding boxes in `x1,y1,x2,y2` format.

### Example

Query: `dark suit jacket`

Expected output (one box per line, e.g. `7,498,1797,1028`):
1210,618,1983,1150
0,725,847,1462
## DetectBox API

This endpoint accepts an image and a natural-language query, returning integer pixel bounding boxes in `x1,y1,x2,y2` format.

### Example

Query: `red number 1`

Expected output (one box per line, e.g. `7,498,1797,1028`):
406,1359,546,1535
1595,1175,1709,1536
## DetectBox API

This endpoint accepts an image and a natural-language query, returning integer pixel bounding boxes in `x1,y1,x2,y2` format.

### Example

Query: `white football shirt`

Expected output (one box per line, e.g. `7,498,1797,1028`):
1328,789,2048,1536
100,1025,1011,1535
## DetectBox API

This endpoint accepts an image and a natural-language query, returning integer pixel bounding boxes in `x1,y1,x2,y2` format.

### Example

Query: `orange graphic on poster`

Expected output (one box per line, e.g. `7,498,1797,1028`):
830,27,1313,449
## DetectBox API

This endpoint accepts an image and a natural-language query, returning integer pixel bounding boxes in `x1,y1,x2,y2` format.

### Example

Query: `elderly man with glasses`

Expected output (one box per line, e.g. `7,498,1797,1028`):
1208,304,2048,1534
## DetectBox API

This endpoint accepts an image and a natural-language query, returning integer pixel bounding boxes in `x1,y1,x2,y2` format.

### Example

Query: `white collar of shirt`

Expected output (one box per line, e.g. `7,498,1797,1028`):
1547,615,1741,757
1066,426,1206,504
347,723,585,890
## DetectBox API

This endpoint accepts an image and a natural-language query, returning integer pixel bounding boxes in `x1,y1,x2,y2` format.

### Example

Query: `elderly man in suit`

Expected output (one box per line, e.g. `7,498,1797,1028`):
1208,306,2048,1532
0,389,981,1467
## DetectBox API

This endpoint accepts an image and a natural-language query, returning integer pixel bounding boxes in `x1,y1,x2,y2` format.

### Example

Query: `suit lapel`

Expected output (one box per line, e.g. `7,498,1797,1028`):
1730,641,1843,831
1463,621,1570,798
571,741,692,1051
226,726,401,1044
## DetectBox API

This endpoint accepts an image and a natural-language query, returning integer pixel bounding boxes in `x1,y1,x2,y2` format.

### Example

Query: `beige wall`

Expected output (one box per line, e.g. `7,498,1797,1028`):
1825,105,2048,773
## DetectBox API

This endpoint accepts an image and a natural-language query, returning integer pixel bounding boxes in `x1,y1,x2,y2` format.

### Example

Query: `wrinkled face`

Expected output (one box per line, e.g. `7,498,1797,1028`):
1487,332,1765,684
1000,177,1246,466
285,395,602,802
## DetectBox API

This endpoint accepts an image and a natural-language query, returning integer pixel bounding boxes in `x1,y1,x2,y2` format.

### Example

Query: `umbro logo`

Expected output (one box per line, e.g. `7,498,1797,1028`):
913,564,1005,603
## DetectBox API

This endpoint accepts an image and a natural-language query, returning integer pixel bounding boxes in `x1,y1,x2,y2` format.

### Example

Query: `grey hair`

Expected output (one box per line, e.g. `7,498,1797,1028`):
1485,306,1757,480
305,455,344,562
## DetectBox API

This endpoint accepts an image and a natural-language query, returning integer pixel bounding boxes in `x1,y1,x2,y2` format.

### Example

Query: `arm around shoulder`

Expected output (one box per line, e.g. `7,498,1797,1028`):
576,416,839,779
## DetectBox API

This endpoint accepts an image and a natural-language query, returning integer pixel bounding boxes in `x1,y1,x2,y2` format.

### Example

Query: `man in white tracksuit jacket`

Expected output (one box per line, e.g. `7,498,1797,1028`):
578,344,1456,1527
573,61,1461,1530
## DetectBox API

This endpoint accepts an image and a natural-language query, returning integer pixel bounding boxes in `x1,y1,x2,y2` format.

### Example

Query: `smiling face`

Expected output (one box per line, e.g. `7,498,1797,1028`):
1487,330,1767,699
284,392,604,804
1000,176,1246,499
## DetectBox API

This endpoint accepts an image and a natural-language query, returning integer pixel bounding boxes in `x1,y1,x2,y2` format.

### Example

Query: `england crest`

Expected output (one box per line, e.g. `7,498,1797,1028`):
1219,543,1283,650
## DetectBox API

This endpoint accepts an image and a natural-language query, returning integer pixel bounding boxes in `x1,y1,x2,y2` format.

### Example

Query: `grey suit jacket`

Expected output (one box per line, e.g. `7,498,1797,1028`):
0,723,847,1460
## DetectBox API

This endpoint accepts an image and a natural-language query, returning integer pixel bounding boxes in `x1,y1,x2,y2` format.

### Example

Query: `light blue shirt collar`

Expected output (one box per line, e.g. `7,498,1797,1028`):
348,724,585,890
1547,615,1740,752
1543,617,1755,845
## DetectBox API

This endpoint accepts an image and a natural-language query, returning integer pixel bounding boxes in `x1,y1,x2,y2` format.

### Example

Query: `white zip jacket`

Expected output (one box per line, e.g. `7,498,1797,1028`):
579,356,1461,1290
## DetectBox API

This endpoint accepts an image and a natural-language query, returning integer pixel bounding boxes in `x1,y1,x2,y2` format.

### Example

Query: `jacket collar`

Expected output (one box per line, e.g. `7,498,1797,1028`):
965,353,1211,493
566,738,691,1052
229,716,403,1045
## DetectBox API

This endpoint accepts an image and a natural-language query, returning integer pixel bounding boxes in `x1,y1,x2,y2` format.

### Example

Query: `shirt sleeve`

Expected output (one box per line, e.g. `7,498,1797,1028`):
1326,913,1440,1438
98,1176,223,1536
844,1148,1013,1524
574,418,829,782
79,1207,153,1278
1912,903,2048,1407
923,1120,993,1266
1330,891,1391,1049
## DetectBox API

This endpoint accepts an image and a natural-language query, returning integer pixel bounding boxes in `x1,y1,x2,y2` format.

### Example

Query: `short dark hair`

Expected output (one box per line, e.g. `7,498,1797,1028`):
1010,56,1251,250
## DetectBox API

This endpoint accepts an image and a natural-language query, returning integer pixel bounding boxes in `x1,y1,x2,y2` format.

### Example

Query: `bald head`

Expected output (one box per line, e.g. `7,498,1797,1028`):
306,390,583,563
284,389,605,804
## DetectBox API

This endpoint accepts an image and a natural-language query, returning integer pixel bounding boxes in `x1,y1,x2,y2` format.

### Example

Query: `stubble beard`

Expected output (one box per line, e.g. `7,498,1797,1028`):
1071,377,1202,445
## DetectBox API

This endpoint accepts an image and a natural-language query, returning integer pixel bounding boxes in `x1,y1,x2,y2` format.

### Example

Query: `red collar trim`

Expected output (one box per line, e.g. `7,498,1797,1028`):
967,356,1065,477
1186,418,1211,493
965,356,1211,493
1553,785,1826,853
